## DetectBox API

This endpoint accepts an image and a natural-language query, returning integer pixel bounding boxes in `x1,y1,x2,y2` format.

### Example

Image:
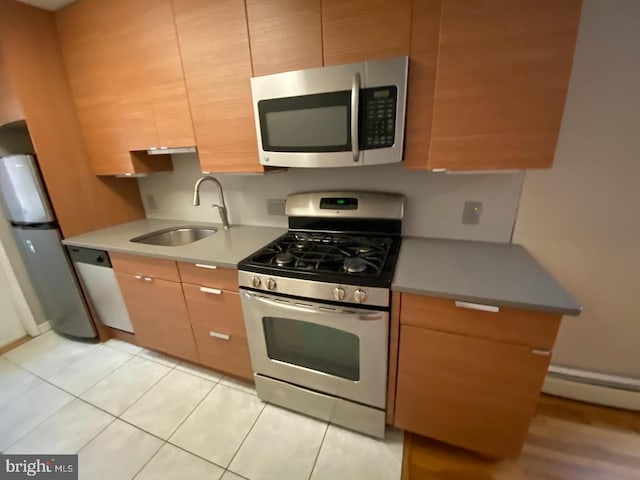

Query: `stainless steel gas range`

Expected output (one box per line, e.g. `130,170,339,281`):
238,191,404,438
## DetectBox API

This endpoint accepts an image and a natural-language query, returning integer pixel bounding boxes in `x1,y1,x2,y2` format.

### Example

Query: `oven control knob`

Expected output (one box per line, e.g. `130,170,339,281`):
267,278,277,290
354,289,367,304
251,276,261,288
332,287,346,301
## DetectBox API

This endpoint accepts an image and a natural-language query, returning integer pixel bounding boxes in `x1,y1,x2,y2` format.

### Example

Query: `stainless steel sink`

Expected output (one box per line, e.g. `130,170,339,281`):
130,226,217,247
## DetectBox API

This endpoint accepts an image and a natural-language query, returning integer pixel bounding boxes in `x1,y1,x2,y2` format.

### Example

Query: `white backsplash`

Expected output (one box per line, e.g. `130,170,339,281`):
137,154,523,243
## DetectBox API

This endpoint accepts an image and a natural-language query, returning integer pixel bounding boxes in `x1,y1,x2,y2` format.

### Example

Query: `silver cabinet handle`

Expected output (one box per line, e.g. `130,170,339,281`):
351,72,360,162
209,331,230,340
143,276,153,282
532,349,551,356
195,263,217,270
454,301,499,313
200,286,222,295
134,275,142,280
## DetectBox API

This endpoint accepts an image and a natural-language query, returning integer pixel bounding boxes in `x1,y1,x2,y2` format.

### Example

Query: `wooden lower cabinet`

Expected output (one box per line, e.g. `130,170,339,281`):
183,283,253,380
115,271,198,362
394,325,551,458
192,326,253,381
182,284,245,337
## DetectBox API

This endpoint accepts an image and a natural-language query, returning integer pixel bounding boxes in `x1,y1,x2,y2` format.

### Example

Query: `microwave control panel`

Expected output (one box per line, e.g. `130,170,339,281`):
360,86,398,149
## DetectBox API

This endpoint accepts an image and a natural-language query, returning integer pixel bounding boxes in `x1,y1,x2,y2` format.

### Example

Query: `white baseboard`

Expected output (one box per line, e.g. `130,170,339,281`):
543,376,640,411
37,321,51,334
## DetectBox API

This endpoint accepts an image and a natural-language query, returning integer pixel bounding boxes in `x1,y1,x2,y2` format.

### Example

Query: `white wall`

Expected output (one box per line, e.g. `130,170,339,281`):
513,0,640,378
138,155,524,243
0,240,27,346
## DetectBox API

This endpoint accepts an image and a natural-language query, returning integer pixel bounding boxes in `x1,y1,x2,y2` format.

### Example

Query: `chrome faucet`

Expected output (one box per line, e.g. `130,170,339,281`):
192,175,230,230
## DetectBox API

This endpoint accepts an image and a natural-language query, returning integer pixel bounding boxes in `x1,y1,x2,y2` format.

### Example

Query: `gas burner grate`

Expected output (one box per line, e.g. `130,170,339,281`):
246,232,393,277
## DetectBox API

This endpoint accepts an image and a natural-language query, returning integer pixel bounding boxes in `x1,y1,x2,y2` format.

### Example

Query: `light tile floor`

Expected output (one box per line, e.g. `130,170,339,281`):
0,331,403,480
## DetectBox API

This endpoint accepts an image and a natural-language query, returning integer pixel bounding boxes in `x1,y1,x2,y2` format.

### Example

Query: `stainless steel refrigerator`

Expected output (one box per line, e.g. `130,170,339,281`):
0,154,96,338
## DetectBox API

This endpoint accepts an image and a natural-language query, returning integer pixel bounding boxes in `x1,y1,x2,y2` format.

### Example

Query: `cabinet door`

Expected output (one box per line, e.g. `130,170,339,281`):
111,0,194,150
426,0,581,170
322,0,412,66
394,326,550,458
115,271,197,362
56,0,132,175
246,0,322,76
173,0,262,173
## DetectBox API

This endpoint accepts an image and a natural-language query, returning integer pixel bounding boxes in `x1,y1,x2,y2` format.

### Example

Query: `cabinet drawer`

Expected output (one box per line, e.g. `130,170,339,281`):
178,262,238,291
182,283,246,338
394,325,550,458
192,326,253,380
111,252,180,282
400,294,560,349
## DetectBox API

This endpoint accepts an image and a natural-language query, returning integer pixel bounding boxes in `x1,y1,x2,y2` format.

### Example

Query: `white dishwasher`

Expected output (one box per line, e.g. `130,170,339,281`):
67,246,134,333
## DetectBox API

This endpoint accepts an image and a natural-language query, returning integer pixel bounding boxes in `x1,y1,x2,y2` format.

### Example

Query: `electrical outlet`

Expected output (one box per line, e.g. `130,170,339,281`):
462,201,482,225
267,198,286,216
144,194,158,211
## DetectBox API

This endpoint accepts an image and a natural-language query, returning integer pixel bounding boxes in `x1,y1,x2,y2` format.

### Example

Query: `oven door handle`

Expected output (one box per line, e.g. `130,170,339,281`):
243,291,383,321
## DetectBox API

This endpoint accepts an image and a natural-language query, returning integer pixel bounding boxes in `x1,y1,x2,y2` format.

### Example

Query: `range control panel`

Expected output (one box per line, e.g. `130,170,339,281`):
360,86,398,149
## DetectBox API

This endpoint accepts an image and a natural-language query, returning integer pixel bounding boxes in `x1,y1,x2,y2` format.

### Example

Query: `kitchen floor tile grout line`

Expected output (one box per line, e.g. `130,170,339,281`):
3,337,299,477
223,399,269,472
1,345,176,453
307,422,330,480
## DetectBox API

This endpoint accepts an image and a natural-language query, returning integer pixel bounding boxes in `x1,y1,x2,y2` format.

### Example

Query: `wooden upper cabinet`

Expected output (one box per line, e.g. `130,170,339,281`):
322,0,412,66
109,0,195,150
173,0,263,173
56,0,178,175
0,55,23,126
413,0,582,171
246,0,322,76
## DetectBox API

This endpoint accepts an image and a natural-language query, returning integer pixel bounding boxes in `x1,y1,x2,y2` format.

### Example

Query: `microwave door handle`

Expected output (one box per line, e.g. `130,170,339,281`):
243,291,381,321
351,73,360,162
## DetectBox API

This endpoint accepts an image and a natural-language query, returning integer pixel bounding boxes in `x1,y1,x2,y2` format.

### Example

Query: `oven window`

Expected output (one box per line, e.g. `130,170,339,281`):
263,317,360,381
258,90,351,152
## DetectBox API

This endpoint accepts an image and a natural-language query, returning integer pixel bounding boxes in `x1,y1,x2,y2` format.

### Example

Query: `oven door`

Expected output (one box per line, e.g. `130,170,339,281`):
240,289,388,409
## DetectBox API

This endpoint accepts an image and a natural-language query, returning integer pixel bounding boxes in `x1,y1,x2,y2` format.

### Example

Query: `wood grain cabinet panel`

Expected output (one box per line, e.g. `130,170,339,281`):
425,0,582,170
182,284,246,338
0,57,23,126
192,326,253,380
394,326,551,458
111,252,180,282
400,294,561,349
115,271,198,362
322,0,412,66
109,0,195,150
56,0,178,175
173,0,263,173
177,262,239,291
246,0,322,76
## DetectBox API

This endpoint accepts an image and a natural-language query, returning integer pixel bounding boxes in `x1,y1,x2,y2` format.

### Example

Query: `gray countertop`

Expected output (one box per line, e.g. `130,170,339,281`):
62,219,286,269
392,237,581,315
64,220,580,315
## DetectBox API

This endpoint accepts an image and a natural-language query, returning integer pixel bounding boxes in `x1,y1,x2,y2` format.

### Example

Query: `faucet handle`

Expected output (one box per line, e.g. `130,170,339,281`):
210,204,230,230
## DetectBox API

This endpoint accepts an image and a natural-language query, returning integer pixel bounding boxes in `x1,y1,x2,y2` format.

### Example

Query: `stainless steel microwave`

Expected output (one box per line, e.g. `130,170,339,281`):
250,56,408,168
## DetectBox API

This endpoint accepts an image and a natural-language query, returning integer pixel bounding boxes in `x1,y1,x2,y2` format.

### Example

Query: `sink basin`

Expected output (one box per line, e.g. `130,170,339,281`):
130,226,217,247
